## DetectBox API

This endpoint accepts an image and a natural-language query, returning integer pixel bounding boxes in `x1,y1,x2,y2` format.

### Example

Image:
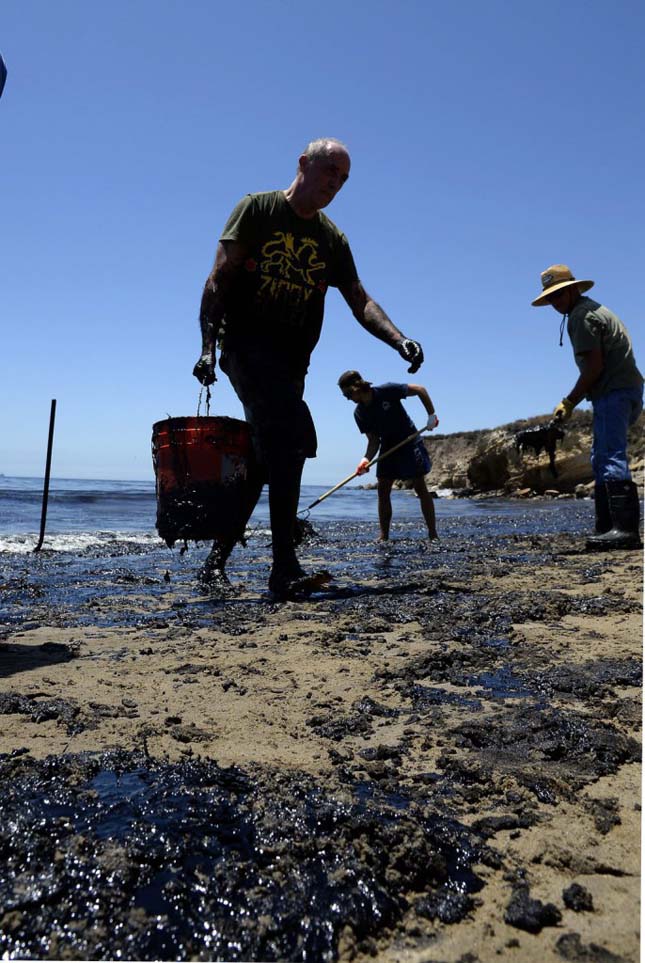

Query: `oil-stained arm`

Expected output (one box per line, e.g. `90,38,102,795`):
338,279,424,372
339,279,404,346
193,239,249,385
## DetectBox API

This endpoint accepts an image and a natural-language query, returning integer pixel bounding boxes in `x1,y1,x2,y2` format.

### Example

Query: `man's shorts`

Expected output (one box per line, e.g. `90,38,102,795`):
220,352,317,465
376,439,431,480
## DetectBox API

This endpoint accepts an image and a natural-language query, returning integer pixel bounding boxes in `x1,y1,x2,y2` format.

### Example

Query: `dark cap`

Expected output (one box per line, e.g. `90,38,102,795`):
337,370,363,391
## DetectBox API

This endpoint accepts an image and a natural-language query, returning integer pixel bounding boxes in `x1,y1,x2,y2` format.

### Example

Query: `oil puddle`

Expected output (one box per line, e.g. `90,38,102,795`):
0,750,486,962
466,667,540,702
411,684,482,711
479,637,512,650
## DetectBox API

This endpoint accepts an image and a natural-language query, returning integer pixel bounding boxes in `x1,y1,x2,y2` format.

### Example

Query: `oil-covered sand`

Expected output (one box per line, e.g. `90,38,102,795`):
0,511,641,962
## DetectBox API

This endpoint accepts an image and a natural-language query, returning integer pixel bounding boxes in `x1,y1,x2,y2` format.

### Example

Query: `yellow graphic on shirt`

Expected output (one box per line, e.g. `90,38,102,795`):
258,232,326,311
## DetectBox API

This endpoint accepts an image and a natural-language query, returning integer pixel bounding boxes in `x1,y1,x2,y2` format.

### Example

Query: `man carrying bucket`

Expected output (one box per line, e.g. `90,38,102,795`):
193,137,424,599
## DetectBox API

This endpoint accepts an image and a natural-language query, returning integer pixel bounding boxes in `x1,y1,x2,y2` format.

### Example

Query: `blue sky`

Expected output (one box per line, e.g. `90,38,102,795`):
1,0,643,484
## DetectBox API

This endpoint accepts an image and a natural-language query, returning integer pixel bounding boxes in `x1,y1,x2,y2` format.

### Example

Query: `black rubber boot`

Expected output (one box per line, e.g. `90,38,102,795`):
268,459,304,571
586,480,642,551
266,458,331,600
593,483,612,534
199,459,266,590
199,538,236,589
265,456,308,596
268,562,307,599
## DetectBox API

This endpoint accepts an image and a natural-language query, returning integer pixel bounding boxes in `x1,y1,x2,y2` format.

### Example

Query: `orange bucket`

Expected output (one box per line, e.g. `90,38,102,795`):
151,416,252,547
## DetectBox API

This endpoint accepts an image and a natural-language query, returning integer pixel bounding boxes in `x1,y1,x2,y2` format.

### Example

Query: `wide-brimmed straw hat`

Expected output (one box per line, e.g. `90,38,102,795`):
531,264,594,306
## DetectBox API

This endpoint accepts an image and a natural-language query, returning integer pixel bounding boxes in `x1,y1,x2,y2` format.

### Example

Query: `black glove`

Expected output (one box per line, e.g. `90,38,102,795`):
397,338,424,373
193,353,216,386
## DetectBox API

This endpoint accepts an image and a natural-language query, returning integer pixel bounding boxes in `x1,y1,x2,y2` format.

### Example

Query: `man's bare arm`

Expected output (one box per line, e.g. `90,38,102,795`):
364,431,380,462
338,279,424,372
339,279,403,345
194,239,249,385
407,384,436,416
355,432,380,475
553,347,604,421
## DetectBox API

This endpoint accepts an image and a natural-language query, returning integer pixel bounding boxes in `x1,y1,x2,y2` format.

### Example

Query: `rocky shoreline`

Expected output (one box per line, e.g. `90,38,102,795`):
0,513,641,962
391,410,643,499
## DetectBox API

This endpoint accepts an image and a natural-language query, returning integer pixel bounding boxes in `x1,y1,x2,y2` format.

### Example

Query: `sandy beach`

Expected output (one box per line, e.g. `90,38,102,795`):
0,522,641,962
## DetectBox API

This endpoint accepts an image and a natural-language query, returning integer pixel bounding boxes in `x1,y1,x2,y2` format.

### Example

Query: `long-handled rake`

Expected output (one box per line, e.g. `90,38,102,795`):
302,426,429,513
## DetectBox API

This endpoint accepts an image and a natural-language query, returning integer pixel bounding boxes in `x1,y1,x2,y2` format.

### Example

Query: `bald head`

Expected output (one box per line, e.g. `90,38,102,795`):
301,138,350,166
284,138,351,218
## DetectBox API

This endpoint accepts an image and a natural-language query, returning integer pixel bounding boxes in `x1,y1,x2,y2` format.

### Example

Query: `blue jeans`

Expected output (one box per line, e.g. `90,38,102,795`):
591,385,643,482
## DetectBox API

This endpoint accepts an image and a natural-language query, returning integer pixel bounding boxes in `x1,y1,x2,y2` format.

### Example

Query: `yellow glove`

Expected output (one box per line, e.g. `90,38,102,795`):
553,397,575,422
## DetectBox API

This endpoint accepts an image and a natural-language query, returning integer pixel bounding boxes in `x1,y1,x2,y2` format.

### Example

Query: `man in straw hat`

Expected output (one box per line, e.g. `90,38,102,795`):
193,138,425,598
532,265,643,549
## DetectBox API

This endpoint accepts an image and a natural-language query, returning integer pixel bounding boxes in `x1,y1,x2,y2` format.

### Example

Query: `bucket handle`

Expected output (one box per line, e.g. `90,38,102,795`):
197,385,212,417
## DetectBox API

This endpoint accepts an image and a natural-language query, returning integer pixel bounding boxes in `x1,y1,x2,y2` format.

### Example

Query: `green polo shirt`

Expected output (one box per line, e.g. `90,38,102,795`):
218,191,358,371
567,296,643,401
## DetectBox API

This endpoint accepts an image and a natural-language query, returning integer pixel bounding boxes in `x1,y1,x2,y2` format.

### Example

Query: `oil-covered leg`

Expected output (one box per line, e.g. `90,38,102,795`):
200,537,236,588
268,458,306,585
267,458,331,599
199,463,265,588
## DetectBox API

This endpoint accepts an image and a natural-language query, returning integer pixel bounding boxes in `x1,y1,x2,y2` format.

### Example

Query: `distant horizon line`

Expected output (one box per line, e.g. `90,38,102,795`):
0,474,360,489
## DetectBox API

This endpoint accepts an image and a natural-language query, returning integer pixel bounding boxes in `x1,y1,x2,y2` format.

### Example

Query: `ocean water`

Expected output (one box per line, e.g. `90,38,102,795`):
0,475,594,555
0,475,598,633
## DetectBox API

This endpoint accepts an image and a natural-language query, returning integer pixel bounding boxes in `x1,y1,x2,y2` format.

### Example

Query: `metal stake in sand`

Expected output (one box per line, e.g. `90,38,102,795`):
0,53,7,99
303,426,429,512
33,399,57,552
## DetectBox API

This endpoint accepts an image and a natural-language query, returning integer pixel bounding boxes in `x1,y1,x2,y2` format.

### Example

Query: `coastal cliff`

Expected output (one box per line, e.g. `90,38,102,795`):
415,410,644,496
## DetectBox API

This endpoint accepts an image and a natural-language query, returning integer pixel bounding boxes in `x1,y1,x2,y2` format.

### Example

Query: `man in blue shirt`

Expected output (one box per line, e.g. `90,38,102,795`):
338,370,439,541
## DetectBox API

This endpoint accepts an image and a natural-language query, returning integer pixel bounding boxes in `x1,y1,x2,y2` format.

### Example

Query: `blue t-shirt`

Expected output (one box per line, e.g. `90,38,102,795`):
354,383,430,479
354,384,417,448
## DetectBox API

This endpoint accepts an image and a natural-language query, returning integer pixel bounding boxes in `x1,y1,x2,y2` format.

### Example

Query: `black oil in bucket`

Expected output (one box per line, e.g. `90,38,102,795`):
152,416,252,548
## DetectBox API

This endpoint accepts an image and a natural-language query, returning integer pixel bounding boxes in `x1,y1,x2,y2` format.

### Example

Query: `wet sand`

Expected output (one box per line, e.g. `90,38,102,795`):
0,526,642,961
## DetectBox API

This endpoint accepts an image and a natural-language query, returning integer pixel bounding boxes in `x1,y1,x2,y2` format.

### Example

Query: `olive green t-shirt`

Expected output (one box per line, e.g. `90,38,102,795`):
218,191,358,372
567,296,643,401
